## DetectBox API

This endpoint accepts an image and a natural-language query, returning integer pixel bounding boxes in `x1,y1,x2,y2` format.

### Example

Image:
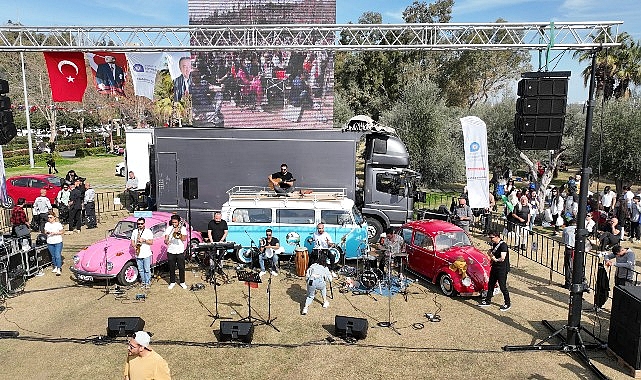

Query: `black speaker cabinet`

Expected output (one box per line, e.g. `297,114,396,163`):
182,177,198,200
219,321,254,343
609,285,641,369
335,315,368,340
107,317,146,338
0,111,17,145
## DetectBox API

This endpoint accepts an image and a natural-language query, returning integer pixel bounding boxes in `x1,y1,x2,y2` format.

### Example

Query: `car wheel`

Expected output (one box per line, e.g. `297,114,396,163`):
117,261,139,286
438,273,457,297
119,167,125,177
2,197,14,208
365,217,383,244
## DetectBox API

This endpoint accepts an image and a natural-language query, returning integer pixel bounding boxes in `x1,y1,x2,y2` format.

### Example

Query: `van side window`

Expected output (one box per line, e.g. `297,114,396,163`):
277,209,315,224
232,208,271,223
321,210,352,225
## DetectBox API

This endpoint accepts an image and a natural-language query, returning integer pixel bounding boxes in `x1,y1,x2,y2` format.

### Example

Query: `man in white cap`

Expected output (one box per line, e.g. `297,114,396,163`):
124,331,171,380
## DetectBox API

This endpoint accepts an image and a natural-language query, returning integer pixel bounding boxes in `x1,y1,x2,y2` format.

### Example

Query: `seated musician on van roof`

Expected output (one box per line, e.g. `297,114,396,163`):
268,163,295,194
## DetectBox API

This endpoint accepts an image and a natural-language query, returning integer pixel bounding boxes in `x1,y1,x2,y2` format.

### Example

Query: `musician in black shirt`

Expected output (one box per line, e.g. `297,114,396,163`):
478,230,511,311
206,211,229,279
259,228,280,277
268,163,295,194
207,211,228,242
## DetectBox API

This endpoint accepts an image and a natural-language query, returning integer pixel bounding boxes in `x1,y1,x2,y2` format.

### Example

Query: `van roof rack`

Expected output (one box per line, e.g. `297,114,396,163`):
226,186,347,202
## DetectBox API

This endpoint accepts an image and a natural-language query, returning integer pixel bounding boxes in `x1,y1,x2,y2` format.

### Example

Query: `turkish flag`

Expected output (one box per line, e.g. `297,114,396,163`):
43,52,88,102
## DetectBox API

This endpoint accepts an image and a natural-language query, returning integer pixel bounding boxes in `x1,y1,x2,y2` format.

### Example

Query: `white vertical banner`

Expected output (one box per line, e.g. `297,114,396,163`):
0,145,7,205
126,53,164,100
460,116,490,209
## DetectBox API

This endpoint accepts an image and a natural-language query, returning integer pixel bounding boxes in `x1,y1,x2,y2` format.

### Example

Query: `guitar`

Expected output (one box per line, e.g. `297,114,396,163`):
268,177,295,190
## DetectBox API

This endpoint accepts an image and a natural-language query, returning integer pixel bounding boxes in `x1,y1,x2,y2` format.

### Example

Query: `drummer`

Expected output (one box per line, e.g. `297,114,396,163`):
312,223,337,278
377,228,403,274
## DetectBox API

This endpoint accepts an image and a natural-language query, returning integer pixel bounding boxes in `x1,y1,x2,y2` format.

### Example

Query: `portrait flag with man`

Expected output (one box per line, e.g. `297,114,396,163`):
43,52,88,102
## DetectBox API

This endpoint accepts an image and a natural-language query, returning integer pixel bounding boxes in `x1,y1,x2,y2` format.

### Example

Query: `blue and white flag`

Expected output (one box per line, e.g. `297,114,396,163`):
460,116,490,209
126,53,164,100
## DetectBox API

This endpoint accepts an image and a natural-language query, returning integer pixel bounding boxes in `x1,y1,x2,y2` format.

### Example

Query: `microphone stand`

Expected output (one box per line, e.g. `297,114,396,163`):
97,231,112,300
377,252,400,335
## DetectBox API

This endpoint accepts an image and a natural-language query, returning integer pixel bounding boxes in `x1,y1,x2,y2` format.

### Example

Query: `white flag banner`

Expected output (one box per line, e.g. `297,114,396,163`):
126,53,164,100
0,146,7,205
165,52,191,80
460,116,490,209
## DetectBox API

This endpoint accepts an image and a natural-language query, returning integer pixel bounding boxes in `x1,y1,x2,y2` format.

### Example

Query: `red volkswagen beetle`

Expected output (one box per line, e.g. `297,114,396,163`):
5,174,62,207
401,219,491,297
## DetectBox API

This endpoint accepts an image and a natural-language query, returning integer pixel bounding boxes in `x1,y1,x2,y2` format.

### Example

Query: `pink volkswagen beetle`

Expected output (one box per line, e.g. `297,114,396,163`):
70,212,203,286
401,219,491,297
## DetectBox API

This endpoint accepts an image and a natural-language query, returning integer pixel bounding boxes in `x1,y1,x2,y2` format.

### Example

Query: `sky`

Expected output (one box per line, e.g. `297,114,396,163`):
5,0,640,103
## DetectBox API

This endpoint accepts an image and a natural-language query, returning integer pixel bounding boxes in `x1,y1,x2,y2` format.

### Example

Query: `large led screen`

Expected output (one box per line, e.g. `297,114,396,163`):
188,0,336,129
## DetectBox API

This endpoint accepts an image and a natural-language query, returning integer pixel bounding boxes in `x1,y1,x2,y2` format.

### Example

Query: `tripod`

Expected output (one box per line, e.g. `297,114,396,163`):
208,248,231,326
376,253,400,335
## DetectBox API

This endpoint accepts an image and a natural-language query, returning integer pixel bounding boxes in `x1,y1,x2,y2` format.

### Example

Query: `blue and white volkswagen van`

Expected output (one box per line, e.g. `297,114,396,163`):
221,186,368,264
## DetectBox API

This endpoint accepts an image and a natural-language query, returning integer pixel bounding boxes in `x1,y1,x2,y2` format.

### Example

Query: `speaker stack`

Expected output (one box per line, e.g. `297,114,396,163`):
0,79,16,145
513,71,570,151
608,285,641,371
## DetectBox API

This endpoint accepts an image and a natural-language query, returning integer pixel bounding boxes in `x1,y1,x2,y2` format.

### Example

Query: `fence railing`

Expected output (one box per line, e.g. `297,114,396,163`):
0,191,126,233
478,212,641,295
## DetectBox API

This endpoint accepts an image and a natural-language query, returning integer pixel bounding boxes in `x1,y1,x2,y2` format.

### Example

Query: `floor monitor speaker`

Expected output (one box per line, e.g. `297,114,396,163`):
107,317,146,338
335,315,368,340
219,321,254,343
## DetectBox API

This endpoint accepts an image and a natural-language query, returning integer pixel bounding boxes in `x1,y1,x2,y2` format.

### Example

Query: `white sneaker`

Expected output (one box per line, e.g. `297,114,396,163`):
167,283,176,290
259,271,266,277
52,267,58,273
323,301,329,308
270,270,278,276
301,307,308,315
179,283,187,289
331,272,337,278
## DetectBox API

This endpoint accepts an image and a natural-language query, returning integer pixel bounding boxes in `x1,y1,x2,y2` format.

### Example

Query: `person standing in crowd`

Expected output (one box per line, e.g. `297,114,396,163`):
479,230,511,311
454,197,473,233
164,214,187,290
83,182,97,229
10,197,28,237
67,179,83,234
312,223,337,277
598,217,621,251
56,183,71,225
258,228,280,277
268,163,295,195
126,171,139,213
600,186,616,214
549,187,565,236
44,212,64,276
124,331,171,380
131,217,154,289
483,192,496,234
65,169,79,185
629,196,641,243
33,189,52,233
603,245,636,286
562,219,577,289
510,195,530,251
46,154,58,174
301,255,332,315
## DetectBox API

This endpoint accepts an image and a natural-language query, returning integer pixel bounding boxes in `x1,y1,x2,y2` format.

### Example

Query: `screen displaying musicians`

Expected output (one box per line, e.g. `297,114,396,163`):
302,254,332,315
131,217,154,289
259,228,280,277
268,163,295,195
312,223,337,277
164,214,188,290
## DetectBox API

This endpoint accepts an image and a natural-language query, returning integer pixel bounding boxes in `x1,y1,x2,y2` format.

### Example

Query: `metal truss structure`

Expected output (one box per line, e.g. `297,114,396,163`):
0,22,622,52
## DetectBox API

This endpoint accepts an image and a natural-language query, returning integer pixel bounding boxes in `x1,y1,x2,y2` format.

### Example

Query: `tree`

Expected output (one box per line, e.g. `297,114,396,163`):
381,76,464,186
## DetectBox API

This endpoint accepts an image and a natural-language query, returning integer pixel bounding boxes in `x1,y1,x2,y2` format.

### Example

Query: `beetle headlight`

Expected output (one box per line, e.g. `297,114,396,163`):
73,255,80,264
106,261,114,271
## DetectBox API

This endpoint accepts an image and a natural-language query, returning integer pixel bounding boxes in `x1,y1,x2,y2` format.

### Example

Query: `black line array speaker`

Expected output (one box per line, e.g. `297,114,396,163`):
514,71,570,151
608,285,641,370
335,315,368,340
182,177,198,200
219,321,254,343
107,317,146,338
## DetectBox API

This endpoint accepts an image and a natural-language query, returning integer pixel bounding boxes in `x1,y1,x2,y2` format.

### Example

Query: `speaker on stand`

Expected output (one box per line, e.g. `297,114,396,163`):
182,178,198,259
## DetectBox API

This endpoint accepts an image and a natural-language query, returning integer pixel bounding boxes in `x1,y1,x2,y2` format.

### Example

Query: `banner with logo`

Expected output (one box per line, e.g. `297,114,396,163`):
460,116,490,209
43,52,88,102
126,53,164,100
